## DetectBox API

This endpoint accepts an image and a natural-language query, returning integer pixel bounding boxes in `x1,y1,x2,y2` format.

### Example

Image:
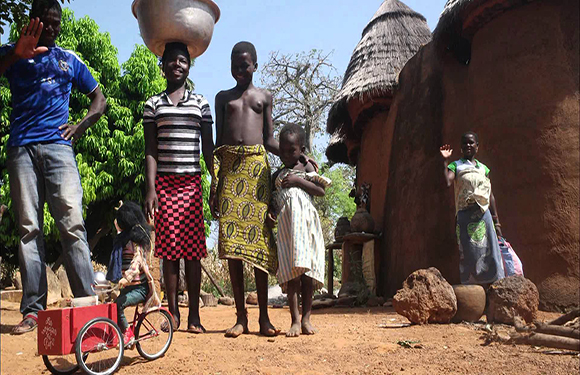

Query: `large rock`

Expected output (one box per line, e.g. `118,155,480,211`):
487,276,539,324
56,267,74,300
452,285,486,323
393,267,457,324
46,266,62,305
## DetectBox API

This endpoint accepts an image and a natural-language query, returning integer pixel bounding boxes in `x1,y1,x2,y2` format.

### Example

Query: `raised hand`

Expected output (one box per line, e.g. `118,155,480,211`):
440,144,453,160
14,18,48,60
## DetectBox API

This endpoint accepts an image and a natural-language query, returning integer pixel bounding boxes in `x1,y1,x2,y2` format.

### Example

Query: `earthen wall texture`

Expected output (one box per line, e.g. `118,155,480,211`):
372,0,578,310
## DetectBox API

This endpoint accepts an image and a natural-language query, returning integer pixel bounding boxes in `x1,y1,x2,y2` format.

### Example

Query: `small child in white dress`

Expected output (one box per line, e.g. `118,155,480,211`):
268,124,330,337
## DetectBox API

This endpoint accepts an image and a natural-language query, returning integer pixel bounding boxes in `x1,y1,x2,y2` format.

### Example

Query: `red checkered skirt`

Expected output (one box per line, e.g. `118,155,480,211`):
154,174,207,261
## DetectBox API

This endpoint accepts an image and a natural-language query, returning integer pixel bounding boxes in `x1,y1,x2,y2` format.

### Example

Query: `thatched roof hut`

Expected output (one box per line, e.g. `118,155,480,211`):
434,0,539,41
326,0,431,164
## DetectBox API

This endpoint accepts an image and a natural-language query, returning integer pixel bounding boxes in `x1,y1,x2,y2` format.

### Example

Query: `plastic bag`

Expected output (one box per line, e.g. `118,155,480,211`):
498,237,524,277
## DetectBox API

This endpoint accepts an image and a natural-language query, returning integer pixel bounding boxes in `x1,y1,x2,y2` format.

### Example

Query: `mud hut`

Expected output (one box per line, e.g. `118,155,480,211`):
327,0,579,311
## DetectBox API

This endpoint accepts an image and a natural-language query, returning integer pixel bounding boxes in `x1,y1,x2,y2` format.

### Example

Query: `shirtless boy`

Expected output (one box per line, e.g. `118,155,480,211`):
211,41,279,337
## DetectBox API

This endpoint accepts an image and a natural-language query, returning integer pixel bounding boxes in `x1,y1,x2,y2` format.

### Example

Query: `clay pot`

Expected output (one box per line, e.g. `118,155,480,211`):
452,284,486,322
350,207,375,233
334,217,351,241
132,0,221,57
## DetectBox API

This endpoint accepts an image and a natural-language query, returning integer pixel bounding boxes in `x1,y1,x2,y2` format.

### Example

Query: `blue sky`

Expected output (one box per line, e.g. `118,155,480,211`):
1,0,446,117
1,1,447,247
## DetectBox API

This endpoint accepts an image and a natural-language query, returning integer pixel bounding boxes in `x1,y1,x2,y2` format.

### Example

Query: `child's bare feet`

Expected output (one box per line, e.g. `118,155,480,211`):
259,317,280,337
301,319,317,335
286,322,301,337
225,310,249,338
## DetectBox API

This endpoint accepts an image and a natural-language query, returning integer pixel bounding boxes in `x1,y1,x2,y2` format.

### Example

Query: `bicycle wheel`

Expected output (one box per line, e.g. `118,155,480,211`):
75,317,124,375
135,309,173,360
42,354,79,375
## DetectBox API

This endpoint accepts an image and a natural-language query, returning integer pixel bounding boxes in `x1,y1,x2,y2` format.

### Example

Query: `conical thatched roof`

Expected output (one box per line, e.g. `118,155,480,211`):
326,0,431,136
325,0,431,164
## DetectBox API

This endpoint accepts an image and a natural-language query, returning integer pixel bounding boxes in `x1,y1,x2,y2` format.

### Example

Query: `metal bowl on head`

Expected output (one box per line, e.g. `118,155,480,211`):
132,0,221,58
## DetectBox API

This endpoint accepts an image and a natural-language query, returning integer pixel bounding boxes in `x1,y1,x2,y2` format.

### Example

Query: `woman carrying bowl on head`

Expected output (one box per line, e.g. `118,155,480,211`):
440,131,505,287
143,42,214,333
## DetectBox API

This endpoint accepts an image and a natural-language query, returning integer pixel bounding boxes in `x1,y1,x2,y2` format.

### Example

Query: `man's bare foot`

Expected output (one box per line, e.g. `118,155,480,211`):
187,323,206,334
225,310,249,338
259,317,280,337
301,320,317,335
286,322,301,337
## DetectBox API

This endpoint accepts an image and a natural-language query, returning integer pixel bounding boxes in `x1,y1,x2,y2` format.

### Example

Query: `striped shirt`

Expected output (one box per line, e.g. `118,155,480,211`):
143,90,213,174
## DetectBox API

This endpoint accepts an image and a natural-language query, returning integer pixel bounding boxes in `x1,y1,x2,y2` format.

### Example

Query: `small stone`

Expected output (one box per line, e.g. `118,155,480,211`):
392,267,457,324
383,301,393,307
246,292,258,305
487,276,539,324
366,296,379,307
13,271,22,290
377,297,385,305
218,296,235,306
268,338,275,342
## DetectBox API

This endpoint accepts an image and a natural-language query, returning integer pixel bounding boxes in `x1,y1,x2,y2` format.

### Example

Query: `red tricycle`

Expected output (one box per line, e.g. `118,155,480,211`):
38,300,174,375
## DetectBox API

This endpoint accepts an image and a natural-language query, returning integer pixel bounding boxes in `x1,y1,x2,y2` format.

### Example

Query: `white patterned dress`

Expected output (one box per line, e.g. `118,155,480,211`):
273,169,331,290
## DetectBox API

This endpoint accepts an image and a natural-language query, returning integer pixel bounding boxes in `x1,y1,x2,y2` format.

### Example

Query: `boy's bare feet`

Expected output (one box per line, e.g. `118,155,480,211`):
301,319,317,335
259,317,280,337
225,310,249,338
286,322,301,337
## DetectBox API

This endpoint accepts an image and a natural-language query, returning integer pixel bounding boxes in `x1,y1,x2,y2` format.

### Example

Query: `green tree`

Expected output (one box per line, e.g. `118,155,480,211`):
0,0,71,34
0,9,212,266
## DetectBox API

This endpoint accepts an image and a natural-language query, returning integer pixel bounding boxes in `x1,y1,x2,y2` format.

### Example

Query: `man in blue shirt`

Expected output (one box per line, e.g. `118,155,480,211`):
0,0,106,334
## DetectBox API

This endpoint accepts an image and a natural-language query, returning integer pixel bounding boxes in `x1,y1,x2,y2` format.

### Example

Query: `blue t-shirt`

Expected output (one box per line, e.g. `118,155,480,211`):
0,44,98,147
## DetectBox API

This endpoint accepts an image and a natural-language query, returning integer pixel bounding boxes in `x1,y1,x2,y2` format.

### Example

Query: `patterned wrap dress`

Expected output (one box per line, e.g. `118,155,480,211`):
273,169,330,290
213,145,277,274
449,158,505,285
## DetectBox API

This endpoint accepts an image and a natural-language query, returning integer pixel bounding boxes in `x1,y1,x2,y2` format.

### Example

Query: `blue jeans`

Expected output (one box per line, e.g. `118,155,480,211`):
7,143,95,317
116,283,149,332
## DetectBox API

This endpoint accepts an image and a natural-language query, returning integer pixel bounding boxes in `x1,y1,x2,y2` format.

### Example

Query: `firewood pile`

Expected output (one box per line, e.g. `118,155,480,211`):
484,309,579,352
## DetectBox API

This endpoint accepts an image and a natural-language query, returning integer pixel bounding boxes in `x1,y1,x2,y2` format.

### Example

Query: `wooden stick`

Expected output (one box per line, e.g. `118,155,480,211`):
515,332,580,351
548,309,580,326
200,262,225,297
328,247,334,296
534,322,580,339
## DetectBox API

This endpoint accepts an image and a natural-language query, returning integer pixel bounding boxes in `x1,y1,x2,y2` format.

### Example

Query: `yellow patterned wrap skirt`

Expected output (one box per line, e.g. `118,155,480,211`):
213,145,277,274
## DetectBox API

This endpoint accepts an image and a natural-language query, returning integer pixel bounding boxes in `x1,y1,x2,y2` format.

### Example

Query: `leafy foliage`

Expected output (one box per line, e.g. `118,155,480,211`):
0,9,212,266
0,0,71,34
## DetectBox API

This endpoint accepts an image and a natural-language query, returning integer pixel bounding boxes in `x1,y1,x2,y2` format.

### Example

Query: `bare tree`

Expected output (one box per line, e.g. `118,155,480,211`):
261,49,341,153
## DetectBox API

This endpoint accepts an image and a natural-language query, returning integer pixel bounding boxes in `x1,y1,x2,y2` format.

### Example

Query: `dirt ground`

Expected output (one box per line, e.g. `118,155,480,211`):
1,301,578,375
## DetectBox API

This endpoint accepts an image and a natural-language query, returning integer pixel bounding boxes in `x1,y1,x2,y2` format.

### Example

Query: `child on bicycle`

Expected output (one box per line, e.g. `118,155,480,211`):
107,201,159,346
